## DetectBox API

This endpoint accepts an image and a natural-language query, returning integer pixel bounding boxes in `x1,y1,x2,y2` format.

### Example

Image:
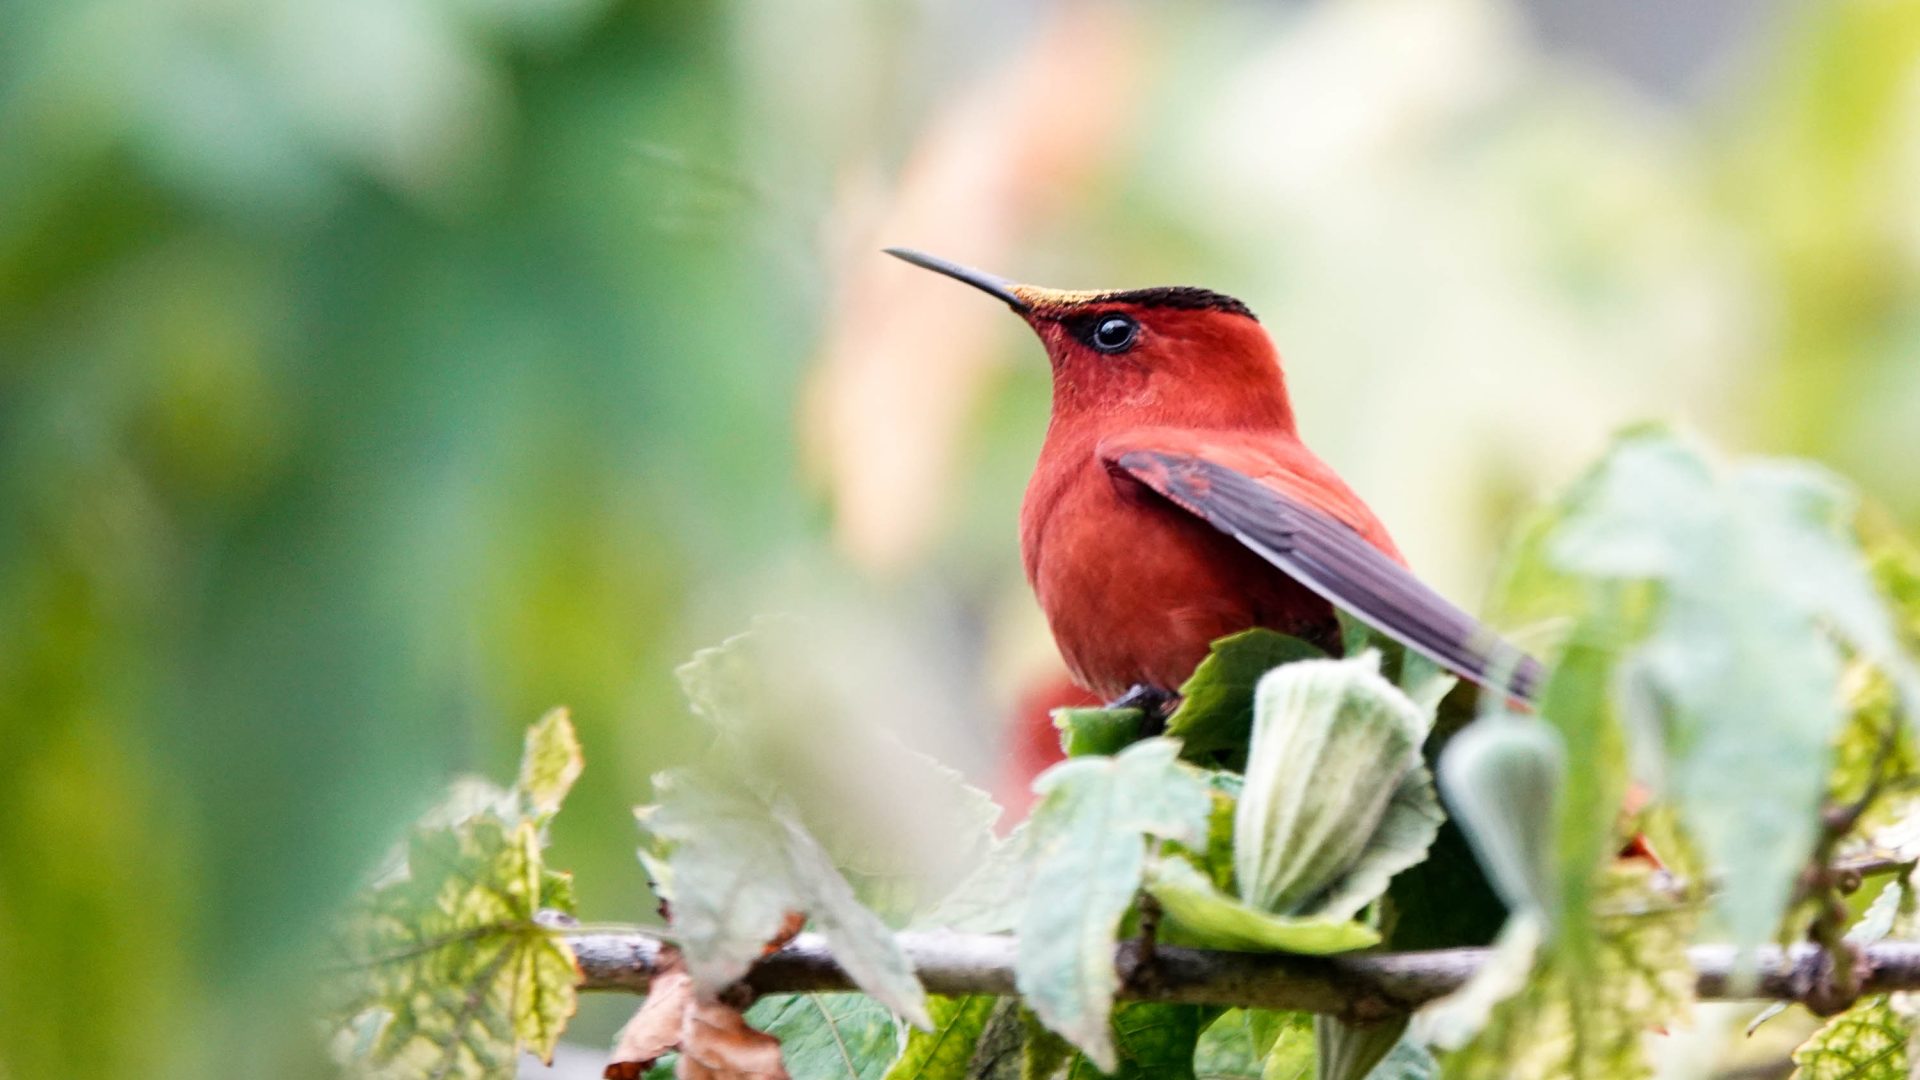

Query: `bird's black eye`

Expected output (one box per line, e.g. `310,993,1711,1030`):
1087,314,1139,354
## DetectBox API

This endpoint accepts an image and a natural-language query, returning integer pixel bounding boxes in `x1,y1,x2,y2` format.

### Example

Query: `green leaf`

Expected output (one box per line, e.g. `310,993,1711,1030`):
1791,996,1910,1079
1339,612,1460,720
1236,654,1434,918
332,711,588,1079
1057,707,1146,758
1145,858,1380,954
1435,716,1566,921
517,707,583,821
1166,629,1327,764
639,770,931,1027
1016,739,1213,1072
1192,1009,1314,1080
749,993,901,1080
1076,1002,1207,1079
884,995,997,1080
335,819,579,1079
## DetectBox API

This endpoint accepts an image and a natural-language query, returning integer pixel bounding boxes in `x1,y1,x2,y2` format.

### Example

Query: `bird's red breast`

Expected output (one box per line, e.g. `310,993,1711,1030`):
1021,423,1402,698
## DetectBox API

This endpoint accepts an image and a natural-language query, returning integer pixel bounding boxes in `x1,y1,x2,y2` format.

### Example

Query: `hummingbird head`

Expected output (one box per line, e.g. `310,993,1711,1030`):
884,248,1295,432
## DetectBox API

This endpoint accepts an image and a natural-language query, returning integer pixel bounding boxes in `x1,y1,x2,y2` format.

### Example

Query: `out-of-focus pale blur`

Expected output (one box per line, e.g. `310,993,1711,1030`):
2,0,1915,1075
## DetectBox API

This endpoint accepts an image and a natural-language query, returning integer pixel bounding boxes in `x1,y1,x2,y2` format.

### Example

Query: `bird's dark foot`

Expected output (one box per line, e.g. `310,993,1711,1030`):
1106,684,1177,737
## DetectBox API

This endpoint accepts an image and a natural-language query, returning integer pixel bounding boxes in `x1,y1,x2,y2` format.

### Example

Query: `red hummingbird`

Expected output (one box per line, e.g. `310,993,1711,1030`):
886,248,1540,711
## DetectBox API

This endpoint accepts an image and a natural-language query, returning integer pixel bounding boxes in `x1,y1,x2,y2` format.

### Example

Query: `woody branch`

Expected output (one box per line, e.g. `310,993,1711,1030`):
566,927,1920,1023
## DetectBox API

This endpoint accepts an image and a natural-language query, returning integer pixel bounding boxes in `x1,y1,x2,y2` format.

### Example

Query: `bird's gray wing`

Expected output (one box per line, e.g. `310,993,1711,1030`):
1109,448,1542,702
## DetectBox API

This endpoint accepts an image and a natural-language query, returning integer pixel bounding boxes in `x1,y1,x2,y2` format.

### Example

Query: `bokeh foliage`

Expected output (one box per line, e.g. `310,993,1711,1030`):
8,0,1920,1077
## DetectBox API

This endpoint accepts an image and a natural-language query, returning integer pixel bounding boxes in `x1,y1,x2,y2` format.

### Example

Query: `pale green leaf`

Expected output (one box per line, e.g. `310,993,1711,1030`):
883,995,996,1080
1540,428,1885,954
671,619,1003,923
517,707,583,820
1145,858,1380,954
1847,880,1905,946
915,825,1035,935
1016,739,1213,1072
1236,654,1429,917
1315,760,1444,924
639,770,930,1027
749,993,901,1080
1435,717,1566,920
1792,996,1909,1079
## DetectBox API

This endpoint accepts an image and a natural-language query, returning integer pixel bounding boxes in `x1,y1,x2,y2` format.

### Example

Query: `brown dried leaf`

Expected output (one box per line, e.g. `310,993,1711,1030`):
606,951,694,1080
677,999,792,1080
763,911,806,957
604,941,798,1080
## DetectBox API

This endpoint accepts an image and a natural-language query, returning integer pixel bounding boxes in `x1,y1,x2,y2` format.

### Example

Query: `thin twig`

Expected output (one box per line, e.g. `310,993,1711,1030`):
566,928,1920,1022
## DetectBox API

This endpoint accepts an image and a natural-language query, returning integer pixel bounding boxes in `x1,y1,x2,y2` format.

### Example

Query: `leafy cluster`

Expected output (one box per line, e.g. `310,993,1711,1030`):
324,427,1920,1078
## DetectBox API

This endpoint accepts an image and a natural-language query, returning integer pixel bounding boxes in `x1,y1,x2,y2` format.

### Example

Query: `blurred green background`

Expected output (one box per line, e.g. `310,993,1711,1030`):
4,0,1919,1075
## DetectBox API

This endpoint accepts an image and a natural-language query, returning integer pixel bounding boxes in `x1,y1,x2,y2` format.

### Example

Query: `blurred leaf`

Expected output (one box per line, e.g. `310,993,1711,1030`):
672,621,1002,923
1847,880,1905,947
1166,629,1326,765
637,769,930,1027
1414,914,1546,1052
1442,865,1693,1080
747,993,899,1080
1868,532,1920,650
1436,716,1566,921
883,995,996,1080
1056,706,1145,759
1015,739,1212,1071
518,707,584,821
915,825,1035,935
1790,996,1909,1079
1541,428,1906,954
1236,654,1435,918
1145,858,1380,954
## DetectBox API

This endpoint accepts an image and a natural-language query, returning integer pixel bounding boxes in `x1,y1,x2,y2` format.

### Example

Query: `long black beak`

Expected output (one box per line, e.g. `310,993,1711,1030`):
884,248,1030,314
